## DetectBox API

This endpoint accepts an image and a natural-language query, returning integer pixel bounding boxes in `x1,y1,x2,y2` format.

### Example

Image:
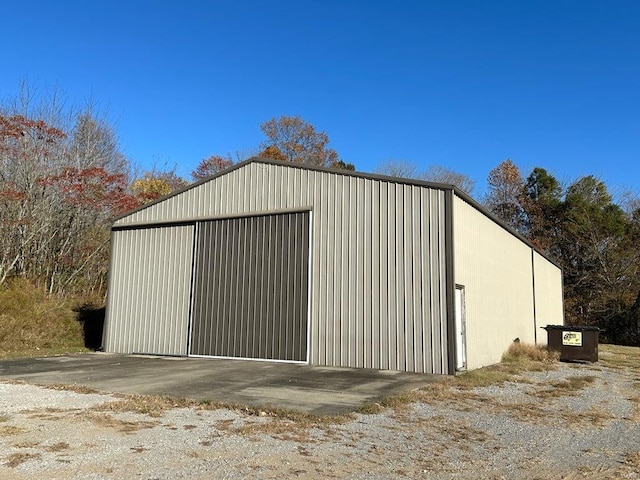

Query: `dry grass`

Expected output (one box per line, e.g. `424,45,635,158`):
599,344,640,370
490,400,615,428
533,375,598,398
3,452,41,468
397,414,491,444
47,383,101,395
558,452,640,479
358,379,484,415
495,401,549,423
624,392,640,422
0,278,85,357
0,425,25,436
12,441,40,448
0,346,89,360
357,342,624,429
503,342,558,363
624,451,640,470
215,408,350,443
94,394,201,417
24,406,159,434
231,420,316,442
596,344,640,422
94,393,352,431
26,407,77,421
456,343,558,388
83,412,159,434
44,442,70,452
561,406,615,428
358,343,558,414
90,393,354,442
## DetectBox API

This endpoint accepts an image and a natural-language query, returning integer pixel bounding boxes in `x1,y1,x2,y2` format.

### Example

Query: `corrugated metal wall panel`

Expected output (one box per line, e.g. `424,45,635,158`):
190,212,309,361
453,195,535,370
103,226,194,355
533,251,565,340
111,162,449,374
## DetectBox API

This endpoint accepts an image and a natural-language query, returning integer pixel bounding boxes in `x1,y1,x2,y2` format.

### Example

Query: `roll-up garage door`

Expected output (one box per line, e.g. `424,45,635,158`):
189,211,310,362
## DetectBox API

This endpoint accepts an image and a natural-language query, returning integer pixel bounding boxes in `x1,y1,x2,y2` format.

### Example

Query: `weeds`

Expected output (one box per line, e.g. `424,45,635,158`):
91,393,352,442
44,442,70,452
0,278,85,357
561,406,615,428
82,412,158,434
0,425,25,436
455,343,558,389
12,441,40,449
3,452,41,468
93,393,351,429
358,343,558,414
624,451,640,470
93,394,199,417
48,384,100,395
533,375,598,398
599,344,640,370
210,406,350,443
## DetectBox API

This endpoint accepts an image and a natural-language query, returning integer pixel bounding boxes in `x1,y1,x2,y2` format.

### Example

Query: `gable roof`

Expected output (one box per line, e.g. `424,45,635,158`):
114,157,459,223
114,157,560,269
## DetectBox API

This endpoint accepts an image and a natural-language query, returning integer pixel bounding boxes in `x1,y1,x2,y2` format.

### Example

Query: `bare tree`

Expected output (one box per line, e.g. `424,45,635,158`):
374,159,422,179
374,160,475,194
484,159,526,232
0,84,135,295
68,105,128,174
423,165,475,193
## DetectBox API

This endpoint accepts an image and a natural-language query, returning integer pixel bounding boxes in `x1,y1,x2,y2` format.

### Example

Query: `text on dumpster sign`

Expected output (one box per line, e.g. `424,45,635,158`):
562,331,582,346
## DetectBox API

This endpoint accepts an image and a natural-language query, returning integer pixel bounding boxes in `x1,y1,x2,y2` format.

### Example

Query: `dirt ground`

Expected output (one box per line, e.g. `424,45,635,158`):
1,345,639,479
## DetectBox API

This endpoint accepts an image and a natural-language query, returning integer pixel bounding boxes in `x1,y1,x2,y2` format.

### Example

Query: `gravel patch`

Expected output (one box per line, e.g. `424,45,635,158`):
1,360,639,479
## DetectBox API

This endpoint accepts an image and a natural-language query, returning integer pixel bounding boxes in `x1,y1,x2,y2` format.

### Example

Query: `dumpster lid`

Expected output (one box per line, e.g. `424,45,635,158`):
542,325,601,331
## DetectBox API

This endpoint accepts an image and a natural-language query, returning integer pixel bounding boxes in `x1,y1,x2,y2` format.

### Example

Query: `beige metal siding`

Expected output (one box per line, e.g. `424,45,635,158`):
103,226,194,355
113,162,449,373
533,251,564,341
453,195,535,370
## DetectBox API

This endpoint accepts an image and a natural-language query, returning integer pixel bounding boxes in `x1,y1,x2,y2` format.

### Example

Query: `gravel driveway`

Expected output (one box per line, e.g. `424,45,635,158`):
1,348,639,479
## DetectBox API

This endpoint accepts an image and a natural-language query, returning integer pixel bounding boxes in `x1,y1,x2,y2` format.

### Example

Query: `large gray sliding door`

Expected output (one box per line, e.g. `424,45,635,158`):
190,211,310,362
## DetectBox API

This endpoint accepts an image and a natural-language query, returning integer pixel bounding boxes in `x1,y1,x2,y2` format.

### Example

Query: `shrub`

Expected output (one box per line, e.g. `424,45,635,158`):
502,342,559,365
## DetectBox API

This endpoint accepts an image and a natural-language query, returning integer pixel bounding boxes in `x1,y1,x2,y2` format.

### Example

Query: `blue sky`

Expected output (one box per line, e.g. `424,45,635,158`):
1,1,638,198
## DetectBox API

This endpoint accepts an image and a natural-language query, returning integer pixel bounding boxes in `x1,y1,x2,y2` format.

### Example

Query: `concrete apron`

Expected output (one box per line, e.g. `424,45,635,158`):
0,353,440,416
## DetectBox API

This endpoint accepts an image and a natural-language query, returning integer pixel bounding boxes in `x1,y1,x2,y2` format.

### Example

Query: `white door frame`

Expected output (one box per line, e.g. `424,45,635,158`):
454,285,467,371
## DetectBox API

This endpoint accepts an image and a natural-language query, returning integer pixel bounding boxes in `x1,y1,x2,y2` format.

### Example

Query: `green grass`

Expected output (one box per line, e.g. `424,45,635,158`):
0,278,86,358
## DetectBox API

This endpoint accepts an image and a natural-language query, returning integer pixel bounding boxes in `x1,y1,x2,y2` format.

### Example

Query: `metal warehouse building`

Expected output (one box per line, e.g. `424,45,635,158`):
103,158,564,375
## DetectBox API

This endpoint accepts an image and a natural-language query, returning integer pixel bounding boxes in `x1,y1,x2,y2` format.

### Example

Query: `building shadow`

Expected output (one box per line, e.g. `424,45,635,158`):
75,306,106,350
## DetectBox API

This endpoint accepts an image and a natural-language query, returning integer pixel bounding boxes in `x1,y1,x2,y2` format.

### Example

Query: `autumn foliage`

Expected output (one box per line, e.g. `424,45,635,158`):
191,154,234,181
260,115,345,168
0,109,138,294
2,86,638,349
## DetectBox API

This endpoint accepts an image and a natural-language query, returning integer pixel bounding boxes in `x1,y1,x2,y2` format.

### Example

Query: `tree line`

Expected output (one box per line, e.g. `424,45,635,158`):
484,160,640,344
0,90,350,298
1,87,638,344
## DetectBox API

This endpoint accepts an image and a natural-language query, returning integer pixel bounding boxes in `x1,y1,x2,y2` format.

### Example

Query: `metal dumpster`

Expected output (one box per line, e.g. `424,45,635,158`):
542,325,600,362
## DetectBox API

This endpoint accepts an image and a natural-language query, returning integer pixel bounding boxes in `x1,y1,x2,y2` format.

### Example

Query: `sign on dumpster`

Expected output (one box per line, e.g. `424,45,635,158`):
562,331,583,346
